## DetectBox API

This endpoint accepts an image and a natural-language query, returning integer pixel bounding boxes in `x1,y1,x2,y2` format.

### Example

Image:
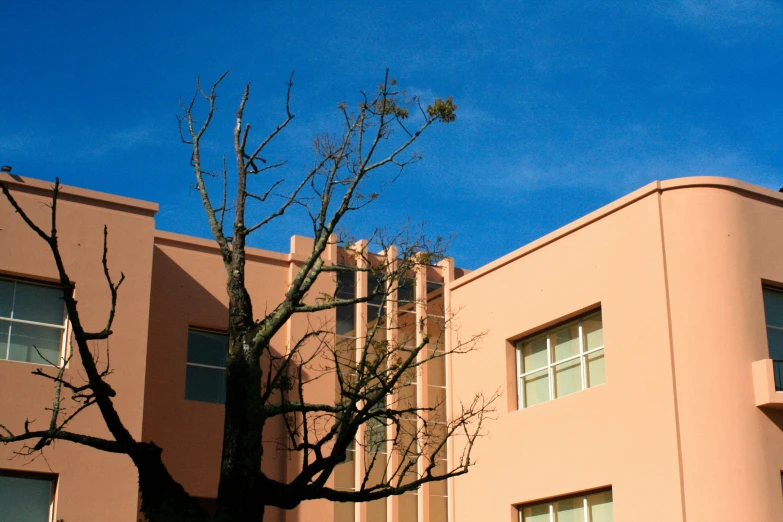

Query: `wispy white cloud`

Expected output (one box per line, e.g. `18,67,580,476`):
76,124,163,159
0,133,53,155
451,123,780,199
662,0,782,30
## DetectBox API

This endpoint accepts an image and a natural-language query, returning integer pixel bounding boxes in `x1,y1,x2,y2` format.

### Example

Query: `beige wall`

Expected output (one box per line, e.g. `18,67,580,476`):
0,175,157,522
448,178,783,522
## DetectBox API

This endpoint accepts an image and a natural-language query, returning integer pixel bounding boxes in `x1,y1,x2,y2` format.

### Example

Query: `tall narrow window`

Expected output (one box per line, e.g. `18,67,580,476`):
763,287,783,391
519,489,613,522
516,311,604,409
0,471,56,522
185,329,228,404
0,277,67,365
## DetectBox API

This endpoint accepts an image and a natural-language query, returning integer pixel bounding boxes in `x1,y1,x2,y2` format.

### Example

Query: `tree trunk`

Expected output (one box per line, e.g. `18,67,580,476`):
134,443,210,522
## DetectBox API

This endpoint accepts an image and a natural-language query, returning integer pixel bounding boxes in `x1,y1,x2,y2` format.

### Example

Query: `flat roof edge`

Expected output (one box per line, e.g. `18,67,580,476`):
450,176,783,291
0,174,159,216
154,230,290,263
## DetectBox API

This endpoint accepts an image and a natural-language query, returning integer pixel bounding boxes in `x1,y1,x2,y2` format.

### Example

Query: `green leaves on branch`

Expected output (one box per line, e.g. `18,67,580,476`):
426,96,457,123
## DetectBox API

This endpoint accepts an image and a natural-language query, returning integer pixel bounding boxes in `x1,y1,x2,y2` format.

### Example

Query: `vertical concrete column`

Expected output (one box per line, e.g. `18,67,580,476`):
353,240,370,522
384,246,400,522
438,257,455,522
415,263,429,522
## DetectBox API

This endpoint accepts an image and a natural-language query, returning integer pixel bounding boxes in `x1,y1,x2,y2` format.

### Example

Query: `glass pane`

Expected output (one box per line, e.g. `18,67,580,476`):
764,288,783,328
187,330,227,367
428,386,446,421
0,473,53,522
398,311,417,348
399,493,418,522
185,365,226,403
368,274,385,306
0,279,14,317
8,323,62,364
430,460,447,495
334,502,355,522
768,327,783,360
336,269,355,300
366,416,387,454
428,354,446,387
368,304,383,324
522,503,550,522
583,313,603,351
523,369,550,407
429,495,448,522
427,280,444,295
521,336,548,372
427,293,445,318
367,498,387,522
336,304,356,336
552,323,580,362
334,459,355,489
398,277,415,304
555,496,584,522
0,319,9,359
554,358,582,398
587,490,613,522
13,282,65,325
587,349,606,388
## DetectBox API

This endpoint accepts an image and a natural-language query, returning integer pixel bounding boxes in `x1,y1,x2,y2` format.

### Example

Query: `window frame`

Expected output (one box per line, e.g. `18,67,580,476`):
0,275,70,366
0,469,57,522
517,488,613,522
184,327,228,404
515,310,604,409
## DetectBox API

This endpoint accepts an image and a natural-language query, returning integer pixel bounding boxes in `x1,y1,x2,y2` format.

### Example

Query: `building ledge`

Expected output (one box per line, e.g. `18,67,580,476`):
752,359,783,409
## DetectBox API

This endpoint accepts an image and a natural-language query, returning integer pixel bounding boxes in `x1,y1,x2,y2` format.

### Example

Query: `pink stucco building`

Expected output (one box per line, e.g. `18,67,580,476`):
2,173,783,521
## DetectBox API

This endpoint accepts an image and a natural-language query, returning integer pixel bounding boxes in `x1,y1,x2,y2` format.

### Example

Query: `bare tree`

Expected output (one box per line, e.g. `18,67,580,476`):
0,71,496,522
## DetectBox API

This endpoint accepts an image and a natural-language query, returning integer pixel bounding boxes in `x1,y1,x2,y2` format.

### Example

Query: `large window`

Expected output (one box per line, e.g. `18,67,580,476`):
519,489,613,522
762,287,783,390
0,277,67,365
185,329,228,404
0,471,56,522
516,311,605,409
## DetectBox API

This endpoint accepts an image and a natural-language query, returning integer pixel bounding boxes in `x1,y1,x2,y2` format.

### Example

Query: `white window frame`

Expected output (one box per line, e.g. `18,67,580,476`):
518,488,612,522
516,311,604,409
0,276,69,366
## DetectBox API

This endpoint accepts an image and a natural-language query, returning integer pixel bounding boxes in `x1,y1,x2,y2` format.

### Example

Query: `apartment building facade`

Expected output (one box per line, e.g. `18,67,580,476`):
2,174,783,521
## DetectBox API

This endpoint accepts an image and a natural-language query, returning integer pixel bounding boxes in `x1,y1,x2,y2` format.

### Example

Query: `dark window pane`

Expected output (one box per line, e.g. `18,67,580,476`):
368,274,384,306
187,330,227,367
0,473,53,522
336,304,355,335
768,327,783,360
13,282,65,325
764,288,783,328
0,279,14,318
0,319,9,358
426,280,443,296
8,323,62,364
368,304,383,323
398,278,415,304
336,269,355,300
185,365,226,403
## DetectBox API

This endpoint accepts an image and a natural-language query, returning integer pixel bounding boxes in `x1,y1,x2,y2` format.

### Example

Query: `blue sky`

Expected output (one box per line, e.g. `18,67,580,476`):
2,1,781,269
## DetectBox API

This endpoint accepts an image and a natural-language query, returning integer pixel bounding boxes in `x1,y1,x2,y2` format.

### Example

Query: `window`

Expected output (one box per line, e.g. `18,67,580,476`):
0,471,56,522
0,277,67,365
185,329,228,404
516,311,605,409
519,489,613,522
763,287,783,391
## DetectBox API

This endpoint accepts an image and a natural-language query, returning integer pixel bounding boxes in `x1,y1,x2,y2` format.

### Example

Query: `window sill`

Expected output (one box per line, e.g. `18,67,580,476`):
752,359,783,409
